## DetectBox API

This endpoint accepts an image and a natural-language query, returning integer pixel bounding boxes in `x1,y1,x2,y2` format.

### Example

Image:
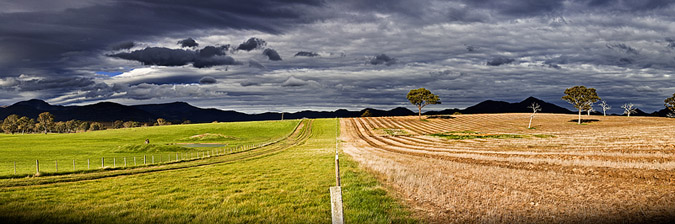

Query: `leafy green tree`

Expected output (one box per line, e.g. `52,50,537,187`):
361,109,373,117
665,93,675,112
54,121,67,133
156,118,167,126
78,122,90,132
407,88,441,120
37,112,55,134
17,116,35,134
89,122,105,131
562,86,601,124
112,120,124,129
65,120,80,133
2,114,19,134
123,121,140,128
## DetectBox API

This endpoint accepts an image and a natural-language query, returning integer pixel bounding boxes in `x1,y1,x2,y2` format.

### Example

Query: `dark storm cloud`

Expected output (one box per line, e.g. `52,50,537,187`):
487,57,515,66
606,43,639,55
0,0,324,76
198,46,229,57
110,47,195,66
262,48,282,61
177,38,199,48
237,37,267,51
368,54,397,66
0,76,96,92
108,47,238,68
295,51,319,57
666,38,675,48
583,0,675,11
111,41,135,51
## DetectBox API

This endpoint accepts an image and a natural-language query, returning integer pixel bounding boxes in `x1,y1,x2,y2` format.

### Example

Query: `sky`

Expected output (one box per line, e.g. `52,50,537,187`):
0,0,674,113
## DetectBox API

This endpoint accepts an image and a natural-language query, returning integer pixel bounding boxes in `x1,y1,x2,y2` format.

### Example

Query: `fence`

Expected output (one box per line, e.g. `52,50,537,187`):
3,143,271,176
2,120,305,177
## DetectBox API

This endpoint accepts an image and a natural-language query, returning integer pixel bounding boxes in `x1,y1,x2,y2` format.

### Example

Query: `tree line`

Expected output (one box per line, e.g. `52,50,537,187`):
407,86,675,123
1,112,179,134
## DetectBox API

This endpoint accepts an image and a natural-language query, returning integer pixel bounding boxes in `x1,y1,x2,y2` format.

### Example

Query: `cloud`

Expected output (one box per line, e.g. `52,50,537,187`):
666,38,675,48
177,38,199,48
262,48,282,61
606,43,639,55
368,54,397,66
111,41,135,51
295,51,320,57
199,76,217,85
237,37,266,51
282,76,314,87
248,59,266,69
198,46,228,57
429,70,461,79
0,75,96,92
108,47,237,68
193,56,238,68
487,57,515,66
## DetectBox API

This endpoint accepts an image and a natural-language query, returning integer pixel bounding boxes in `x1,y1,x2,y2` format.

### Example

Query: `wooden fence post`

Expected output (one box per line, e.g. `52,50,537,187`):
73,159,75,171
88,159,90,169
55,160,58,172
113,158,116,168
134,157,136,166
124,157,127,167
144,155,146,164
36,160,39,174
102,157,104,168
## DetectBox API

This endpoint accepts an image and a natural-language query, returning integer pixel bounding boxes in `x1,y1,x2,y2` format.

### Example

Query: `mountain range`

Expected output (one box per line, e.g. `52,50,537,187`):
0,97,669,123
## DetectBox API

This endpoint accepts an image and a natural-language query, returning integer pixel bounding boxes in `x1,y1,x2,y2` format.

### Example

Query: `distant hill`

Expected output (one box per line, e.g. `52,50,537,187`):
0,97,670,123
425,97,573,115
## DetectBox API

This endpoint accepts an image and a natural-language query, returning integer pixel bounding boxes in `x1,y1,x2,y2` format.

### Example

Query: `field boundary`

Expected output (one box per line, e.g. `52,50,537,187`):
0,120,312,188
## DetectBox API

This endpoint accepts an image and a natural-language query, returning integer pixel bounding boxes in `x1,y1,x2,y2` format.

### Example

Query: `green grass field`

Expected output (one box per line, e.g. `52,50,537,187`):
0,120,299,176
0,119,417,223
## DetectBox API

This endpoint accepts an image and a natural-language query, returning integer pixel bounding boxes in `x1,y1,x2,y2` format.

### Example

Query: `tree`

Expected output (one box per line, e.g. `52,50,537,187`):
562,86,601,124
156,118,167,126
621,103,637,117
54,122,67,133
89,122,105,131
665,93,675,112
527,102,541,129
407,88,441,120
361,109,373,117
599,101,611,116
17,116,35,134
2,114,19,134
123,121,140,128
37,112,55,134
112,120,124,129
65,120,81,133
78,122,90,132
585,102,595,116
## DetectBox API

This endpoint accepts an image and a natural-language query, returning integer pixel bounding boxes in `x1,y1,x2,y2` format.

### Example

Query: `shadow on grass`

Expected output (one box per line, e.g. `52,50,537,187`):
427,115,455,119
568,119,600,124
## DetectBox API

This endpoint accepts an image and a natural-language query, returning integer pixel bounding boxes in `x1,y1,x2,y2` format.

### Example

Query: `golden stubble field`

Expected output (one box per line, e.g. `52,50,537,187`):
340,113,675,223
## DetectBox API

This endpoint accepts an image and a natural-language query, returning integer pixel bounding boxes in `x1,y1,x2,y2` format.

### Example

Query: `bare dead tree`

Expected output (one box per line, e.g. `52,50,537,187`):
527,102,541,129
621,103,637,117
599,100,611,116
586,101,595,116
